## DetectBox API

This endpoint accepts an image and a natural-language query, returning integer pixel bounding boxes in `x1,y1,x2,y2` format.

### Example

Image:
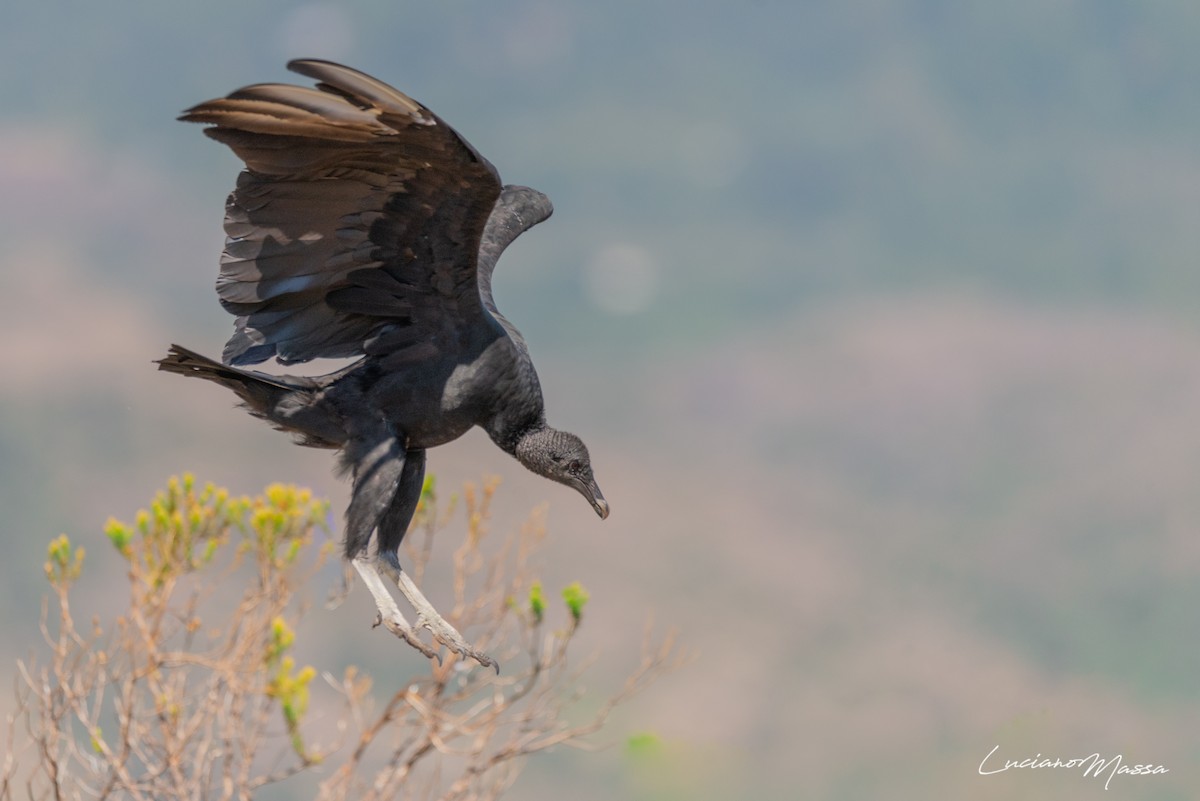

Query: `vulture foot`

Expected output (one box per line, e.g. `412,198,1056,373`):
356,553,499,672
352,555,439,661
390,563,500,673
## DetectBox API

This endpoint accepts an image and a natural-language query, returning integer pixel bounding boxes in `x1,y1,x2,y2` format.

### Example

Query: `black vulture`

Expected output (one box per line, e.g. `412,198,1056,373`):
158,60,608,670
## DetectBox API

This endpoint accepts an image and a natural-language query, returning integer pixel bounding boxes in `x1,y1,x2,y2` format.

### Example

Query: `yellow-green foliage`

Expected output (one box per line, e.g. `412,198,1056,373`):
528,581,546,624
103,473,240,585
561,581,590,625
101,474,330,585
625,730,663,757
514,580,590,628
44,534,85,588
265,616,319,759
84,474,330,762
252,483,331,567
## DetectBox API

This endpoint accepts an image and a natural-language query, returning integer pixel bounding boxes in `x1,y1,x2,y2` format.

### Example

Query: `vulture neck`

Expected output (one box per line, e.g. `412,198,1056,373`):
487,409,547,458
477,214,525,300
477,184,553,302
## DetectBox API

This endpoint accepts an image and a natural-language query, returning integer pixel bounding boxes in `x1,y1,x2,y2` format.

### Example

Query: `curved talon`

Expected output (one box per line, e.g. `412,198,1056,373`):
394,570,497,671
432,636,499,673
416,616,498,671
375,610,439,660
480,653,501,674
390,626,439,661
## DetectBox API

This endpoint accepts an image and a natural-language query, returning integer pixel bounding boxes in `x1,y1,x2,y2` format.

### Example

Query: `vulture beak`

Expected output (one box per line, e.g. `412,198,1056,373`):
577,479,610,519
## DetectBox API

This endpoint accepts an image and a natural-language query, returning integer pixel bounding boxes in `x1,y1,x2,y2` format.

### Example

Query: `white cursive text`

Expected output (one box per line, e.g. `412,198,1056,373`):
978,744,1169,790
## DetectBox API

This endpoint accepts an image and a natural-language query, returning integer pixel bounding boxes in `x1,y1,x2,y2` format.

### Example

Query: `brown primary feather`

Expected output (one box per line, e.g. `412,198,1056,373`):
181,101,384,145
286,59,427,118
229,84,389,126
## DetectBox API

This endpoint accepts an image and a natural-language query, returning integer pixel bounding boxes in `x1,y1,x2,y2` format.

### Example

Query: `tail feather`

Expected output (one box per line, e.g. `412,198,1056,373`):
157,344,295,408
156,344,347,449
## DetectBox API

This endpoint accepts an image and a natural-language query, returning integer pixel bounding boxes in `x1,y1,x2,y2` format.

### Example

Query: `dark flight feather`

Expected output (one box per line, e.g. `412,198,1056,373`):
179,59,501,366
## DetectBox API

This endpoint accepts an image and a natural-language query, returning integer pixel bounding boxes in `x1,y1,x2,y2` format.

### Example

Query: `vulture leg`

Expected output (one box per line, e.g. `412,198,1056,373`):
344,435,438,661
375,449,499,671
352,556,437,660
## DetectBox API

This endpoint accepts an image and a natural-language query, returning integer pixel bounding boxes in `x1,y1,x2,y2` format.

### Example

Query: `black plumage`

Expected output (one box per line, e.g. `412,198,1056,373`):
158,60,607,669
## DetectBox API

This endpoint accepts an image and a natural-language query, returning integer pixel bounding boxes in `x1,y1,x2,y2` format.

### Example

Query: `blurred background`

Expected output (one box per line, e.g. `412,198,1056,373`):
3,2,1199,798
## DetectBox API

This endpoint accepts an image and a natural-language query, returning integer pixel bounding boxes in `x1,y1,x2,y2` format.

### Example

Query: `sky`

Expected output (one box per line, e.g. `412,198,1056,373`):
3,2,1200,798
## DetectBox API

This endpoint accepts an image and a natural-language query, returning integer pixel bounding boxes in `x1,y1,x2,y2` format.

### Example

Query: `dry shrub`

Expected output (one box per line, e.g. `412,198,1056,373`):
2,475,681,800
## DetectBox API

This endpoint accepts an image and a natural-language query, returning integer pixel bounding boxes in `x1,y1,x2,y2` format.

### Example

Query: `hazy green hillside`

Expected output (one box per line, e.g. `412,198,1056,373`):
3,2,1200,798
7,3,1200,337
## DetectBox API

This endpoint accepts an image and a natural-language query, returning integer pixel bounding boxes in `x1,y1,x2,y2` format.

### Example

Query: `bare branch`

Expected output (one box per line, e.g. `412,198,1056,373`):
2,476,682,801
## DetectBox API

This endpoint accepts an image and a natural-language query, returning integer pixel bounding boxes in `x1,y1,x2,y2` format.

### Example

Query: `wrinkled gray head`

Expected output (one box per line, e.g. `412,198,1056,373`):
515,427,608,519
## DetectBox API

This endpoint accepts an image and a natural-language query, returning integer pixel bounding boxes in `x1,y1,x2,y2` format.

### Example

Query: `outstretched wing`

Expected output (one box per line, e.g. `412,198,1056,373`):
181,59,503,366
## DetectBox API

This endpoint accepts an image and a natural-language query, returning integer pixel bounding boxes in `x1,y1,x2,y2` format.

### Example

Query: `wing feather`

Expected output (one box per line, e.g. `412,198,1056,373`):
286,59,428,117
181,60,502,365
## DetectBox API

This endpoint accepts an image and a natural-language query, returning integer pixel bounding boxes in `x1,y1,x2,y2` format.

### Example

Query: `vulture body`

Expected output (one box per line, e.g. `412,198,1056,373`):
158,60,607,670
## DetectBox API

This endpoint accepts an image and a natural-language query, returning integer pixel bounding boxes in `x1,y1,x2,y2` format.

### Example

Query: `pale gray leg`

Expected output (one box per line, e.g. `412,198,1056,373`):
343,433,440,660
352,553,439,661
